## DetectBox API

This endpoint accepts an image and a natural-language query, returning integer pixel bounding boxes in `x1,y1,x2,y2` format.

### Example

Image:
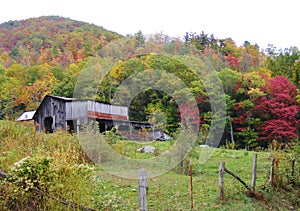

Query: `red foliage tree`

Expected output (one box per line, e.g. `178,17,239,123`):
178,101,201,128
224,52,240,70
254,76,299,145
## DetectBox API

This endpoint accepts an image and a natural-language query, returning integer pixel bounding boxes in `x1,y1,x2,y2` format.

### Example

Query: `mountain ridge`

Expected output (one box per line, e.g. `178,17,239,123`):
0,16,121,66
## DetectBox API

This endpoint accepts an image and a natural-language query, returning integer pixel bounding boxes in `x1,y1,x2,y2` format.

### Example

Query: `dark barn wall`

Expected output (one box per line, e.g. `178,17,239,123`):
34,96,67,132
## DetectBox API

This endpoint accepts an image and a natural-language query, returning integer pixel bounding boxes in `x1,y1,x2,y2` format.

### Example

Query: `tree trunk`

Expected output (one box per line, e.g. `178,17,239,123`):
229,118,235,144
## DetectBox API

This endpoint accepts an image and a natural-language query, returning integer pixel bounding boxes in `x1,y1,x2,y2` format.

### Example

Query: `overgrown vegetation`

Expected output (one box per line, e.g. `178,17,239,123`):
0,121,299,210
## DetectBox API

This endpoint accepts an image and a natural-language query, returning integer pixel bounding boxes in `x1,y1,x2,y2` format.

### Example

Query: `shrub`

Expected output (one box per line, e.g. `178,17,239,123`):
1,155,54,210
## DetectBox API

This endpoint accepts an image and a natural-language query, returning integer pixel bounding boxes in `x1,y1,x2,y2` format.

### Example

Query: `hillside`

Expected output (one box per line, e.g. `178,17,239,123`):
0,16,121,66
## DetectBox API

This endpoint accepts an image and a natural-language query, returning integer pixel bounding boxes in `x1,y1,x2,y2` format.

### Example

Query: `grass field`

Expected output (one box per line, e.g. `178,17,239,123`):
0,120,299,210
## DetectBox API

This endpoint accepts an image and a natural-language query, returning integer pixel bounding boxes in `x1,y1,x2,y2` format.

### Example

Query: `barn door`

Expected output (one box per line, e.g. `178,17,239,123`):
44,117,53,133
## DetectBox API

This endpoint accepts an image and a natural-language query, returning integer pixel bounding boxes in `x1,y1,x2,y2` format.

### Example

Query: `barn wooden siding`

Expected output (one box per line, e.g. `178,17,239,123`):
87,100,128,120
66,101,88,120
65,100,128,121
34,95,72,132
34,95,129,133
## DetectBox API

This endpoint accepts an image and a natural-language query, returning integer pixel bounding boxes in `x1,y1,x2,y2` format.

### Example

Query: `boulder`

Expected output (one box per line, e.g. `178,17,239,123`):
137,146,155,153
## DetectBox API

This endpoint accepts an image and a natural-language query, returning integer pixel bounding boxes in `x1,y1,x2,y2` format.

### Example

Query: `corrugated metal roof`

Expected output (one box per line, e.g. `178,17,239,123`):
17,111,36,121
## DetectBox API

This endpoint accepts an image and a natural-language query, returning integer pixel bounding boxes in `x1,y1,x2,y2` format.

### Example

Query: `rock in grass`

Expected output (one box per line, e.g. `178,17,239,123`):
231,155,238,159
136,146,155,153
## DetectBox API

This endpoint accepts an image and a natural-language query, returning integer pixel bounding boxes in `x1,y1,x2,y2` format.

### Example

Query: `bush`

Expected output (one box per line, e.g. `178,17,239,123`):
269,140,300,188
1,155,54,210
10,156,54,191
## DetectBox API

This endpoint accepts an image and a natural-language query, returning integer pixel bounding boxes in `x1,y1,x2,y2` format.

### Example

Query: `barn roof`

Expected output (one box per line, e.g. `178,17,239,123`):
37,95,128,107
48,95,77,101
17,111,36,121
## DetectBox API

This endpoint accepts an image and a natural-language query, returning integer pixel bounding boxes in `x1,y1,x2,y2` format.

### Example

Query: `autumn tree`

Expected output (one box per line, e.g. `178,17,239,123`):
232,69,271,148
254,76,299,146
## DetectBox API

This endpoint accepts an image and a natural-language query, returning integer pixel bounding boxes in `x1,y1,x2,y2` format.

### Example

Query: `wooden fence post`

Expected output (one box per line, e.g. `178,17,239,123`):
251,153,257,191
219,161,225,200
269,157,275,186
190,160,194,209
138,169,148,211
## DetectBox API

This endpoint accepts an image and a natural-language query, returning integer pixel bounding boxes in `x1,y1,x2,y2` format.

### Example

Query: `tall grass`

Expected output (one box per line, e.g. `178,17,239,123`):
0,120,94,210
0,120,299,210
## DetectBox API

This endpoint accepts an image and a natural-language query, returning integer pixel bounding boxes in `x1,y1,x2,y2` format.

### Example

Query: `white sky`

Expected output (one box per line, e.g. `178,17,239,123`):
0,0,299,50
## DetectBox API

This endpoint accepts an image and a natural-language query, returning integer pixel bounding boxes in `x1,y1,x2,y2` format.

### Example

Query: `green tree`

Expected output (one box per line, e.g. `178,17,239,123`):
266,47,300,88
218,68,242,144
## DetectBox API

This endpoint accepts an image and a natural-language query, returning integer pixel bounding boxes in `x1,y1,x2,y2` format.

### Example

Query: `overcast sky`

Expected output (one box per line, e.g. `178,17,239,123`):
1,0,299,50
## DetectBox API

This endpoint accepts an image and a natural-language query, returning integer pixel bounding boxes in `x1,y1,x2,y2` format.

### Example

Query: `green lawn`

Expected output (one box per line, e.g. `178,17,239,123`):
89,147,272,210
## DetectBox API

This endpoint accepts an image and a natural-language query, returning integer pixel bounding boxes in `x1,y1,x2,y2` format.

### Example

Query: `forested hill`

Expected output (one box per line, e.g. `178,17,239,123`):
0,16,299,148
0,16,121,66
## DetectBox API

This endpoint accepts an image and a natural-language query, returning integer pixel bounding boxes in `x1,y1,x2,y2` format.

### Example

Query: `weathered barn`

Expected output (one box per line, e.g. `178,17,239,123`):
32,95,153,138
